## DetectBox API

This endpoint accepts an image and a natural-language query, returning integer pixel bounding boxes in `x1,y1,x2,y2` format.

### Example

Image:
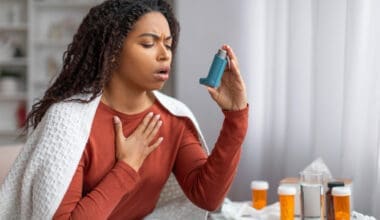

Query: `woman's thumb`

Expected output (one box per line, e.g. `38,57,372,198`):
207,87,218,100
113,116,124,138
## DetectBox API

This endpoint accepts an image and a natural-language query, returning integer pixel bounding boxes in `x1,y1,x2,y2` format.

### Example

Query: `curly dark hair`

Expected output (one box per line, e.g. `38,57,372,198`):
25,0,179,131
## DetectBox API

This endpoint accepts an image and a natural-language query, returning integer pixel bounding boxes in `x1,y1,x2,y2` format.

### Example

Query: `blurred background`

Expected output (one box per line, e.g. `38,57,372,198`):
0,0,379,218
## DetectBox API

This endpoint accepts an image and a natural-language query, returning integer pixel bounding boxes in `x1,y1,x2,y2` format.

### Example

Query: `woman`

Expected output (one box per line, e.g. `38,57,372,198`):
0,0,248,219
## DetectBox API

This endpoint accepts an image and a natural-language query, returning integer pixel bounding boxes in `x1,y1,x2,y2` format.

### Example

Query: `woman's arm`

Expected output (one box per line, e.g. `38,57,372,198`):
54,158,140,219
173,44,248,210
173,107,248,211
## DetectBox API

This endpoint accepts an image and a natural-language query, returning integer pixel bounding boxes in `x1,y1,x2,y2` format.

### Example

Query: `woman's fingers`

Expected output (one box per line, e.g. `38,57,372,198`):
146,118,162,143
222,44,240,76
135,112,162,144
143,114,160,136
113,111,164,171
147,137,164,155
223,44,238,66
135,112,154,134
116,112,162,142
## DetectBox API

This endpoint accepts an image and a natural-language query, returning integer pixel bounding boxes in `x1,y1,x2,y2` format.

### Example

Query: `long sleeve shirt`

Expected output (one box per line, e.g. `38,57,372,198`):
53,99,248,219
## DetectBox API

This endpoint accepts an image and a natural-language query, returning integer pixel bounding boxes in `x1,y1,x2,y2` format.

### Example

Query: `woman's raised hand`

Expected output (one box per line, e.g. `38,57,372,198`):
206,45,248,111
113,112,163,171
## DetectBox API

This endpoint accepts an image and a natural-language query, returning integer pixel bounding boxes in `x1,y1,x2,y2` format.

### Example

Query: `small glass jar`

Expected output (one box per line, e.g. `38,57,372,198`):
299,171,324,219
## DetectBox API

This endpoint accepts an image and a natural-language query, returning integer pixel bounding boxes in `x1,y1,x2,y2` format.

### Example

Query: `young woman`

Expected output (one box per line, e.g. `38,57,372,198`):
0,0,248,219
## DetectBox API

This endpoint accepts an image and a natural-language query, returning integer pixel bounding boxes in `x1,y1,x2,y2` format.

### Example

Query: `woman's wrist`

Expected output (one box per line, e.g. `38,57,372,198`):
119,158,141,172
222,102,248,111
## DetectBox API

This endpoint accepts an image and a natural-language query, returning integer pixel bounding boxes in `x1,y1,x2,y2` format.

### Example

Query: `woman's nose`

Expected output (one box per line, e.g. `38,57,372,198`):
157,44,170,61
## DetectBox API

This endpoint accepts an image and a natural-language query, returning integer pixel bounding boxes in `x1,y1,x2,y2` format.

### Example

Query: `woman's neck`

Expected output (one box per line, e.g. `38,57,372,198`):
101,83,155,115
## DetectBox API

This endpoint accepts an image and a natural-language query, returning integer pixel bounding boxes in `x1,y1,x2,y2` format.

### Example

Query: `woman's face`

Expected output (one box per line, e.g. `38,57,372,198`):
113,12,173,92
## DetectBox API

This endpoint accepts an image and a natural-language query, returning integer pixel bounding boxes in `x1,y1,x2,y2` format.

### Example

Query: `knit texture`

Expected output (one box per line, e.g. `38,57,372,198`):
0,91,209,220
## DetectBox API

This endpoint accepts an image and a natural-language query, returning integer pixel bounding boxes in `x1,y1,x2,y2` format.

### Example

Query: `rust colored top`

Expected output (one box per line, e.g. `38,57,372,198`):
54,100,248,219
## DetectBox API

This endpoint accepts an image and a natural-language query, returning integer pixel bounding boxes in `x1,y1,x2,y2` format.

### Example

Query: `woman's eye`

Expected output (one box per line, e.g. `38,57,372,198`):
165,45,172,50
141,43,154,48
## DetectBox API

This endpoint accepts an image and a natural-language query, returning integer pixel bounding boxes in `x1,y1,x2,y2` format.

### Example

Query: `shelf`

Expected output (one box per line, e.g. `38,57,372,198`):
34,40,70,48
0,92,27,101
0,130,23,137
33,1,100,9
0,23,28,31
0,58,27,67
0,0,28,144
0,0,25,2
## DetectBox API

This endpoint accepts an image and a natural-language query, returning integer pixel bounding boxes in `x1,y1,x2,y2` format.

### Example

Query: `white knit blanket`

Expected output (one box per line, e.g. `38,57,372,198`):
0,91,209,220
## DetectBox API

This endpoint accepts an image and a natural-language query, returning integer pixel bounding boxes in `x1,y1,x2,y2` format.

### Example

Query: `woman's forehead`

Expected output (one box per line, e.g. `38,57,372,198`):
130,12,171,37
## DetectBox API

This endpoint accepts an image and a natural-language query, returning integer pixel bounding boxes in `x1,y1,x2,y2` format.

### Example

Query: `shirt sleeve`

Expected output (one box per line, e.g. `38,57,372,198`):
173,105,249,211
53,155,140,219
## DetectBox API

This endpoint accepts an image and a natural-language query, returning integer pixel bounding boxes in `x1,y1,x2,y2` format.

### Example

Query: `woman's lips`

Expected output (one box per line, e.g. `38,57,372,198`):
153,72,169,81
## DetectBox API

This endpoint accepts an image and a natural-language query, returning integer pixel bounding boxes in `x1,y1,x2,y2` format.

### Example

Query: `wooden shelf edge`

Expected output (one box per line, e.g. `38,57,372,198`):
0,93,27,101
0,58,28,66
0,23,28,31
33,1,98,9
0,130,24,136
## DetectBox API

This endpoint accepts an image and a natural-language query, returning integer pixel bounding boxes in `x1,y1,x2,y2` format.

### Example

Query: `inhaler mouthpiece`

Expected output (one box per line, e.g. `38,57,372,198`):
216,49,227,59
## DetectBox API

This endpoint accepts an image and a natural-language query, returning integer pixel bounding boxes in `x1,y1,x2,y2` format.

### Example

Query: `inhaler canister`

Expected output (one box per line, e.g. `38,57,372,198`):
199,49,228,88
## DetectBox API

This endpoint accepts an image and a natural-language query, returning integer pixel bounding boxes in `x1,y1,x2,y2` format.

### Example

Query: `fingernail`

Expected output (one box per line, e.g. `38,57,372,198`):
158,120,163,126
159,137,163,141
155,114,161,119
113,116,120,123
148,112,154,117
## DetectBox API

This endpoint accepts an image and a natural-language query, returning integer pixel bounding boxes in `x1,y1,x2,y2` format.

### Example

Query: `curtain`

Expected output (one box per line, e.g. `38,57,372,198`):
228,0,380,217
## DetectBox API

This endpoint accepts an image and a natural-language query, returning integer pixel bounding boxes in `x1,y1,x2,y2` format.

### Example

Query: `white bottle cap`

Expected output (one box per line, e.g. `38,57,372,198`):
251,181,269,190
278,185,297,195
332,186,351,196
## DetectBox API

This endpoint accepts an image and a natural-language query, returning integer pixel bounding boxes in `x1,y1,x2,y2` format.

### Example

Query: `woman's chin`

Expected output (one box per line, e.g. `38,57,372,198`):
147,82,166,91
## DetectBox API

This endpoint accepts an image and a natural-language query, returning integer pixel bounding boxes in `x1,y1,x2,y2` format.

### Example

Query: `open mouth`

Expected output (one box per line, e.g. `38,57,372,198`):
154,67,170,80
158,67,170,74
158,70,168,74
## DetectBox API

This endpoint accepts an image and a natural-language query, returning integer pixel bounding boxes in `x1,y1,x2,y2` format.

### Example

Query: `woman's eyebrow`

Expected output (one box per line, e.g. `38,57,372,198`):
138,33,172,40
